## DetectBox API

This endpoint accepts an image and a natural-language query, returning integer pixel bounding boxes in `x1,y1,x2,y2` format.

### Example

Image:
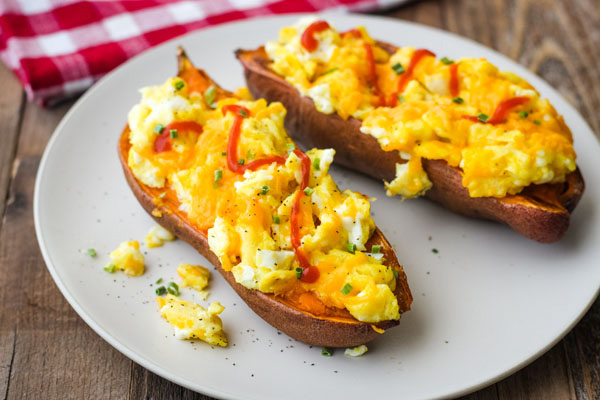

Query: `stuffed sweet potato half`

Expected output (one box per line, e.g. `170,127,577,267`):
236,18,585,243
118,47,412,347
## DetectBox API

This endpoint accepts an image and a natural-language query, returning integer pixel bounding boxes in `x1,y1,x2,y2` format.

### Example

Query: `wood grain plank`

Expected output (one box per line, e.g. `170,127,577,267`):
496,343,575,400
565,299,600,400
129,364,213,400
0,63,24,224
0,102,132,400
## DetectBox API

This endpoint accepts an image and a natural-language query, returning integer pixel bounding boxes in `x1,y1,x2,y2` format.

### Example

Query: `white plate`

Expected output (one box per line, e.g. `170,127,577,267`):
34,13,600,400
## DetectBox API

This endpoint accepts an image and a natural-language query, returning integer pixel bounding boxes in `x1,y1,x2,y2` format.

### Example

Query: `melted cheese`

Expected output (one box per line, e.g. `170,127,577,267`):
266,19,577,199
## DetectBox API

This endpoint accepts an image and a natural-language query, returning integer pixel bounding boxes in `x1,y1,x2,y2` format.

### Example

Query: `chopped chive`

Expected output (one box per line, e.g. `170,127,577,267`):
346,243,356,254
312,157,321,171
214,169,223,182
213,182,221,189
169,129,178,138
432,248,439,254
246,149,255,161
204,86,216,107
104,264,116,273
341,283,353,295
322,67,339,75
371,244,381,254
272,215,280,224
295,267,303,279
155,278,163,284
155,286,167,296
392,269,399,279
303,187,314,196
154,124,165,134
174,80,185,90
286,143,295,153
477,113,489,123
167,281,179,296
392,62,405,75
321,347,333,356
440,57,454,65
452,97,464,104
260,185,270,195
239,109,248,118
87,248,97,258
238,159,245,165
398,94,405,104
221,151,227,156
519,111,528,119
534,119,541,125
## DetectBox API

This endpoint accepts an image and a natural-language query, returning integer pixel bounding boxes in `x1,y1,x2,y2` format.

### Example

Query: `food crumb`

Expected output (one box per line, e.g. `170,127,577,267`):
432,248,439,254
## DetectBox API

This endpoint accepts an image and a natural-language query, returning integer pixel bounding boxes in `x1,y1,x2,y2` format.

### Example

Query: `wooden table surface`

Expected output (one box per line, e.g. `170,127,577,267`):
1,0,599,398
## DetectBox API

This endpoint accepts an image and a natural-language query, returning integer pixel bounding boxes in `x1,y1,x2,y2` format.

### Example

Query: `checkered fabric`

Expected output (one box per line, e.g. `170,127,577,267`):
0,0,406,106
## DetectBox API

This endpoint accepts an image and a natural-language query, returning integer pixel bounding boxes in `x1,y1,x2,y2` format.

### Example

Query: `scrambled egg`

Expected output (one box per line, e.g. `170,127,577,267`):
127,77,400,323
266,19,577,198
345,345,368,357
157,294,227,346
177,263,210,300
109,240,145,276
144,224,175,248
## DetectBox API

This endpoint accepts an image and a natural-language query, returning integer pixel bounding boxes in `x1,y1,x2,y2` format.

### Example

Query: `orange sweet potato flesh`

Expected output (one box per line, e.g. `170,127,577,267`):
235,45,585,243
117,47,412,347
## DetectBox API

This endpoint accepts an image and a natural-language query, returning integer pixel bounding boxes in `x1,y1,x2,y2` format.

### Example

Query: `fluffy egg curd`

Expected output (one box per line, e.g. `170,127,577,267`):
157,294,227,346
177,263,210,300
144,224,176,248
126,77,401,324
265,18,577,199
109,240,145,276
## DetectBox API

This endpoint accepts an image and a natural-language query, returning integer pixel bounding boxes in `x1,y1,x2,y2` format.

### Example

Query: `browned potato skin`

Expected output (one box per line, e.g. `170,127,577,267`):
116,48,412,347
236,46,585,243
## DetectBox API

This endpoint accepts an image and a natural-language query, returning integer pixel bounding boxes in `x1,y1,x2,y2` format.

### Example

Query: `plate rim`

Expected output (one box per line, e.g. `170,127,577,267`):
33,12,600,400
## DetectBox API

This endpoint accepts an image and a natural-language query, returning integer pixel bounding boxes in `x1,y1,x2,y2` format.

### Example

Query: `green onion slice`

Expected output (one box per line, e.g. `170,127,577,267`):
347,243,356,254
104,264,116,273
341,283,353,295
321,347,333,356
204,86,216,106
312,157,321,171
87,248,97,258
214,170,223,181
167,282,180,296
392,62,405,74
155,286,167,296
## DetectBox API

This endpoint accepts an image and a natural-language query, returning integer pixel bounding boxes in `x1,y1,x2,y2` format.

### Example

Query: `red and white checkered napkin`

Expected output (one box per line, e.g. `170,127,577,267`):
0,0,405,106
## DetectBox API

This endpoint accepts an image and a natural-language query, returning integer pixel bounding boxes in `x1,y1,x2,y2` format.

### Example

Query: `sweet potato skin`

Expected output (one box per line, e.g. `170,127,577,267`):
117,48,412,346
236,46,585,243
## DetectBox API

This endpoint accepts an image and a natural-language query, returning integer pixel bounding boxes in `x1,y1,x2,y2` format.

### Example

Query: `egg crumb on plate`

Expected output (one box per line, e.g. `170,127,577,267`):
109,240,145,276
344,345,368,357
157,294,227,346
144,224,175,248
177,263,210,300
